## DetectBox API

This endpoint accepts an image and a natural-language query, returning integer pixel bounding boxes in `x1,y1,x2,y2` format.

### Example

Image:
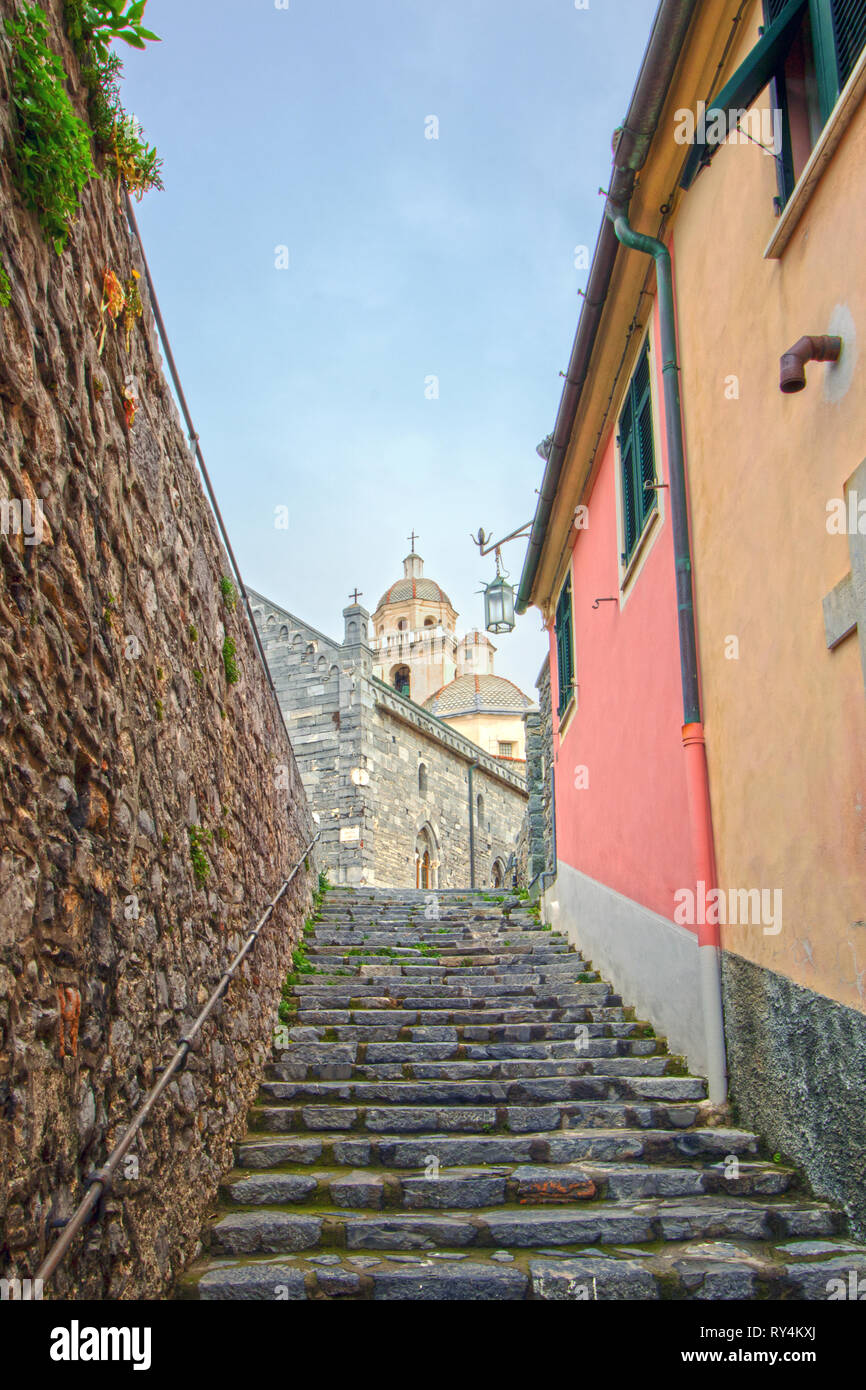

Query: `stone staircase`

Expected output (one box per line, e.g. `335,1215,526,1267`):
179,888,866,1300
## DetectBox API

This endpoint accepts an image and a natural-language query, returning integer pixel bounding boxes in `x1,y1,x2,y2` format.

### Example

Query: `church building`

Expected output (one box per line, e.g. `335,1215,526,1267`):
249,543,534,888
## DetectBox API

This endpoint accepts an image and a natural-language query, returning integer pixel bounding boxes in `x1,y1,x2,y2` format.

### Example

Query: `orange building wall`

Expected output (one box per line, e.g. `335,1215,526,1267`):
670,9,866,1012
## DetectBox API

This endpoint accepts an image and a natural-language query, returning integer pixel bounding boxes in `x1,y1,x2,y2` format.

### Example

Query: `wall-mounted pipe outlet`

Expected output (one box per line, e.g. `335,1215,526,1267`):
779,335,842,393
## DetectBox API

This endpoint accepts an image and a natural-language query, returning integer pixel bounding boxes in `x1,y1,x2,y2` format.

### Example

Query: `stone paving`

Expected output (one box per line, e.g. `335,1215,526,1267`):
180,889,866,1300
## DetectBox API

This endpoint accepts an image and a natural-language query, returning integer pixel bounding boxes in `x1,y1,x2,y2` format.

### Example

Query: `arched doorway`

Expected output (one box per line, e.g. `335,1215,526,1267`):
414,824,439,889
491,858,505,889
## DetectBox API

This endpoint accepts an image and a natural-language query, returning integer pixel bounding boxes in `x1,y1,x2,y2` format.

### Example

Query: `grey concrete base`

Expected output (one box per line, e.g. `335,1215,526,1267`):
543,861,708,1076
721,951,866,1240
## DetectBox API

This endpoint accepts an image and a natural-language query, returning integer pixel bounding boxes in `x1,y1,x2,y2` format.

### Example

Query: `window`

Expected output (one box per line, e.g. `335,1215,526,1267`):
418,762,428,796
397,619,408,632
618,341,658,570
498,742,514,757
476,793,485,825
769,0,866,201
393,665,411,697
424,617,435,627
554,573,575,717
681,0,866,203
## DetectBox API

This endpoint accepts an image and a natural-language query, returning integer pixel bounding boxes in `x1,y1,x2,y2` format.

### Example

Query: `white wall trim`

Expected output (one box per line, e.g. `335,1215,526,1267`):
543,860,708,1076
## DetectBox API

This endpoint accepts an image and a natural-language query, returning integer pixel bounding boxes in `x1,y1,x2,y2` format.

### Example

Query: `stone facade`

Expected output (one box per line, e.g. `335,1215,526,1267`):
517,654,554,888
721,951,866,1241
251,591,528,888
536,653,554,863
0,0,315,1297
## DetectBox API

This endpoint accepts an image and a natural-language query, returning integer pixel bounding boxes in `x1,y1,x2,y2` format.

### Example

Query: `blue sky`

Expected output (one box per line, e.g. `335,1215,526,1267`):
120,0,657,697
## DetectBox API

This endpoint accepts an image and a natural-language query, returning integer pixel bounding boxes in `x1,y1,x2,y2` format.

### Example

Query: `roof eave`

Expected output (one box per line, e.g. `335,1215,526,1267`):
516,0,699,616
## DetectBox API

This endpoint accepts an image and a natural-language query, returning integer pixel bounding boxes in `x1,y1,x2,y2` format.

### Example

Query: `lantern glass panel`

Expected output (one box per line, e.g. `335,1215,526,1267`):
484,578,515,634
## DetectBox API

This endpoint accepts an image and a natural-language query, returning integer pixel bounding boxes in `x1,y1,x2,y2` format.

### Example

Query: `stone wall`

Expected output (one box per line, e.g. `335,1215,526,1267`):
536,653,554,862
722,951,866,1240
517,654,554,889
250,590,347,874
0,0,315,1298
368,685,527,889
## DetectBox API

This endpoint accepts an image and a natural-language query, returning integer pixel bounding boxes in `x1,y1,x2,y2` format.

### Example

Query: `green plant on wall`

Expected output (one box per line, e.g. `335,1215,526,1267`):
219,576,238,611
6,5,96,253
0,263,10,307
64,1,163,201
64,0,160,64
188,825,211,887
222,635,239,686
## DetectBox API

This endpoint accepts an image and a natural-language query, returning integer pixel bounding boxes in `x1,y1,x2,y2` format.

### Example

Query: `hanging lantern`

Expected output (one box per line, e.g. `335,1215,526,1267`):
483,550,516,633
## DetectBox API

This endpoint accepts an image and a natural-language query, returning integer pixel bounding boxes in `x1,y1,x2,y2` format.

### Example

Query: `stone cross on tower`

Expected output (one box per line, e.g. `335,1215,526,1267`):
823,457,866,694
349,588,363,604
408,529,420,552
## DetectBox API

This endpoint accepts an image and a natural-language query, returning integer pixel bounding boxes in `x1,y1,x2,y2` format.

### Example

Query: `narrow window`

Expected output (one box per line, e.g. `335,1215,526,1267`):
418,762,428,796
618,341,657,569
683,2,866,203
771,0,866,202
554,573,575,717
394,665,411,697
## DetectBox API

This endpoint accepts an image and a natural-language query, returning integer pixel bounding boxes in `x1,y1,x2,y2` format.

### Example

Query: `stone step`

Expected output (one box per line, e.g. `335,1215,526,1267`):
256,1074,706,1106
235,1126,763,1170
184,886,866,1302
205,1196,843,1258
180,1241,866,1301
220,1159,797,1209
268,1056,677,1082
284,1021,652,1045
295,1007,630,1027
310,947,576,962
268,1041,664,1074
302,967,597,984
249,1098,710,1134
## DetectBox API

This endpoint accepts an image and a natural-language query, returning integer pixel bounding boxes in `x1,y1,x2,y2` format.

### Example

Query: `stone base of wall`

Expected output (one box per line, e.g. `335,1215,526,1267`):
721,950,866,1240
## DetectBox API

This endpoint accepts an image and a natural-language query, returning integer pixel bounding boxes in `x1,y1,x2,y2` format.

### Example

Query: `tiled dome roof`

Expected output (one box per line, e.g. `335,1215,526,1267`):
376,576,452,609
424,673,534,717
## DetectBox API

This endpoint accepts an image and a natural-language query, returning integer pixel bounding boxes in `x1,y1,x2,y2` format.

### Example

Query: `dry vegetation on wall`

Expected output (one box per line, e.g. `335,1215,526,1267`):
0,0,316,1296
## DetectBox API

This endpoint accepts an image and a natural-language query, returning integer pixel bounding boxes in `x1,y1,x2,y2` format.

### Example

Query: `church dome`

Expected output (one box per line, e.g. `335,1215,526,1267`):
424,673,534,717
377,575,452,609
374,549,453,612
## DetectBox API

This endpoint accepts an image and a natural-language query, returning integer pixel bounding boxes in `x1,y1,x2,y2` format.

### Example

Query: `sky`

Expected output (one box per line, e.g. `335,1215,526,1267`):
119,0,658,697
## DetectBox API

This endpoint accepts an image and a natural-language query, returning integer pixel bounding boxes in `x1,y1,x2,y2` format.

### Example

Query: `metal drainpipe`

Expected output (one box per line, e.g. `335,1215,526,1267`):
467,760,480,890
606,210,727,1105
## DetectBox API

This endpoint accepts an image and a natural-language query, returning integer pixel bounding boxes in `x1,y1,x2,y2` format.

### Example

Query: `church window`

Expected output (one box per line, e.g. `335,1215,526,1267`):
419,762,428,796
394,665,411,697
476,793,485,824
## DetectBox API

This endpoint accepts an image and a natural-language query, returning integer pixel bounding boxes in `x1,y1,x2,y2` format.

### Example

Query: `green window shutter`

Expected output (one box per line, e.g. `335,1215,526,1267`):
680,0,808,188
619,422,638,561
555,576,574,716
830,0,866,84
619,342,658,566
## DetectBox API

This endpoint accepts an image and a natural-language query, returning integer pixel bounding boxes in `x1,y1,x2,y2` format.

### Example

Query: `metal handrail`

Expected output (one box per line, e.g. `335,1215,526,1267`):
34,830,321,1289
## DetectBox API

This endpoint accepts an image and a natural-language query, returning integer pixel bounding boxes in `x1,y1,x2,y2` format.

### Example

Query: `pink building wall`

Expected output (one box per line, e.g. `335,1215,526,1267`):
550,308,698,930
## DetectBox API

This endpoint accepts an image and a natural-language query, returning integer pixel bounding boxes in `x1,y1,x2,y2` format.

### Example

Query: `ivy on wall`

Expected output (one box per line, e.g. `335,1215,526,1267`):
1,1,162,304
5,5,96,253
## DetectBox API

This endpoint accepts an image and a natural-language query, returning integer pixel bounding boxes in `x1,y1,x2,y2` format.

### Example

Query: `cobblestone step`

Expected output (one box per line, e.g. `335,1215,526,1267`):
220,1159,798,1208
182,887,866,1300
